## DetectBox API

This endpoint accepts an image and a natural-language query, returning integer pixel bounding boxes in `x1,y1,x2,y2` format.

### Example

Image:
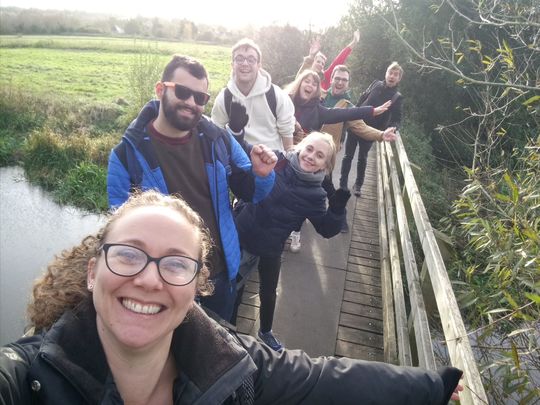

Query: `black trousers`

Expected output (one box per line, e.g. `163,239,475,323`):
339,134,374,189
232,254,282,332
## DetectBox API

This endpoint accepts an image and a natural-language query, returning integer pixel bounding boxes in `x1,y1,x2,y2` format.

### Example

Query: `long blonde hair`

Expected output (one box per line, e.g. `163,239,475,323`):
27,190,213,331
294,131,337,174
285,69,321,104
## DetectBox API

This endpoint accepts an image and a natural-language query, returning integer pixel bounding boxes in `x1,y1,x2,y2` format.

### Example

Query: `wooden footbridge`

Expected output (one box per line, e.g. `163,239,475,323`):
236,137,488,404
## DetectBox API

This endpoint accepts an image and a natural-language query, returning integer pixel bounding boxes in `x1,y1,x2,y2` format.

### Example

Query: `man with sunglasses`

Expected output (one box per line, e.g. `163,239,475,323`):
212,38,295,151
107,55,278,322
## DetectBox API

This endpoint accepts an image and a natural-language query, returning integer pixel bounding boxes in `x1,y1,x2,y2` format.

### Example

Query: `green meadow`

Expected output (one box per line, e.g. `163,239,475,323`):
0,35,231,102
0,35,232,211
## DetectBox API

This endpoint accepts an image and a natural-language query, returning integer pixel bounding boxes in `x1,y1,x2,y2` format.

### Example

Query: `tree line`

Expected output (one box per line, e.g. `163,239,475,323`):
0,6,240,43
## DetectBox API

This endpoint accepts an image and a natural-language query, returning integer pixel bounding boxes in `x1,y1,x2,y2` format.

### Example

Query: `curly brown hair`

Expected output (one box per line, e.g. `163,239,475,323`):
27,190,214,331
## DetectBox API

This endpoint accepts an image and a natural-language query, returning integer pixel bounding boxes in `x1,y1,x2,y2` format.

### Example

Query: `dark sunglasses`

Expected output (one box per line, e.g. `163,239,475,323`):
162,82,210,106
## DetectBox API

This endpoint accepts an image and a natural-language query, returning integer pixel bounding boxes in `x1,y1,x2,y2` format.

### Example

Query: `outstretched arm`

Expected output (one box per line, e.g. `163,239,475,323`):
296,36,321,79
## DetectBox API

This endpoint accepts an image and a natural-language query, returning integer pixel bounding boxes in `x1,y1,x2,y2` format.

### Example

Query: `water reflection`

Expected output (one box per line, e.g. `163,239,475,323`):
0,166,104,345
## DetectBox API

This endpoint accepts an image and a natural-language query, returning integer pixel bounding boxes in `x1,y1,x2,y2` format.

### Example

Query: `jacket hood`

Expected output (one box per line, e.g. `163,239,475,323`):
227,68,272,99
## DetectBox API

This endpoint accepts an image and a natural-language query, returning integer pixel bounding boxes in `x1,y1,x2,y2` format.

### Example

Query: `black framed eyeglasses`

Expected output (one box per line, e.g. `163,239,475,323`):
233,55,258,65
99,243,201,286
162,82,210,106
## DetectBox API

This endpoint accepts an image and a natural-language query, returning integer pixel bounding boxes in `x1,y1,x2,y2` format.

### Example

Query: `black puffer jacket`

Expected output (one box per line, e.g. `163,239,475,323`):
234,153,343,257
0,303,461,405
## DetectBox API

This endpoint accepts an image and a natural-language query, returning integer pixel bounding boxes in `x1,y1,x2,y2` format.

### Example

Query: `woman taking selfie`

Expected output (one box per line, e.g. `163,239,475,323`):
0,191,462,404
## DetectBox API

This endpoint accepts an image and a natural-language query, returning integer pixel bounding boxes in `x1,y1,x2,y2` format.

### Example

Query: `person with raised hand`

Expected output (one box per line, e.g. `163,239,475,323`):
107,54,277,322
284,69,390,252
212,38,295,151
233,132,351,351
297,30,360,91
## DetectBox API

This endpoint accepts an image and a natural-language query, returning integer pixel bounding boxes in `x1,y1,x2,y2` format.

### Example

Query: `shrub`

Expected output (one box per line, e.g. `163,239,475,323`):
56,162,108,212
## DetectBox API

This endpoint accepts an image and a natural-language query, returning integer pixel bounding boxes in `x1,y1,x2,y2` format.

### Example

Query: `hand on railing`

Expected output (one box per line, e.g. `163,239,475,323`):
382,127,397,142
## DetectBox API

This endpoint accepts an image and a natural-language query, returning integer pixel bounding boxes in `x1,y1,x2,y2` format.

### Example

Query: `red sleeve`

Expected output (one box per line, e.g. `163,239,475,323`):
321,46,353,90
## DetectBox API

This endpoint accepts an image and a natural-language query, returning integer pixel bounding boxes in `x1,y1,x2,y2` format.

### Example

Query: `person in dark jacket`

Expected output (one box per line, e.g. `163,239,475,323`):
234,132,351,351
0,191,463,405
107,55,277,322
284,69,390,253
339,61,404,197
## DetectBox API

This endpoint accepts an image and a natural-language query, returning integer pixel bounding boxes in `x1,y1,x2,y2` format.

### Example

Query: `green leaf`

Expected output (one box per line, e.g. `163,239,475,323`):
495,193,511,202
503,291,519,310
524,293,540,304
510,342,520,369
523,95,540,106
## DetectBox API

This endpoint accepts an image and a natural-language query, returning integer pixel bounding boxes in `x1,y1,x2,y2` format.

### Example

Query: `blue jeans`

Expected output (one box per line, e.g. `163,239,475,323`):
199,271,237,322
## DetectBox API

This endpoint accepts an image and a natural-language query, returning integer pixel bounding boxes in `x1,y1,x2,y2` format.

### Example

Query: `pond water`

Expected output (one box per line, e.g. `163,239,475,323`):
0,166,104,345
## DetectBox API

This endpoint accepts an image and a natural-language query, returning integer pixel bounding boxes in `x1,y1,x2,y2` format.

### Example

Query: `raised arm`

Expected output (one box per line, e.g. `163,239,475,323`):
321,32,359,89
296,36,321,79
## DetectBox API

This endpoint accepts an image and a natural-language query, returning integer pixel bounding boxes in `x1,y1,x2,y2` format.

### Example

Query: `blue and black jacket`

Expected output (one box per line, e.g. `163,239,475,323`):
107,100,275,281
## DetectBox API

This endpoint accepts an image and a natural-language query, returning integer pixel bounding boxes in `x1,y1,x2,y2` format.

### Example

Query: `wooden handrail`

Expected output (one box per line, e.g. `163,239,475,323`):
377,142,412,366
377,137,489,404
383,141,437,371
376,143,398,365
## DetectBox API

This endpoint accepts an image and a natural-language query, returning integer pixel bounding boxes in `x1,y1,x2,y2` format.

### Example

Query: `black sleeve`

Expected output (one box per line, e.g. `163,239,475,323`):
318,104,374,126
388,94,403,129
0,337,41,405
239,334,456,405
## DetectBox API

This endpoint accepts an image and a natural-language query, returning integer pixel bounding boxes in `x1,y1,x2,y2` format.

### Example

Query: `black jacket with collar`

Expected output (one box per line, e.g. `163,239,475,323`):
1,302,459,405
356,80,403,130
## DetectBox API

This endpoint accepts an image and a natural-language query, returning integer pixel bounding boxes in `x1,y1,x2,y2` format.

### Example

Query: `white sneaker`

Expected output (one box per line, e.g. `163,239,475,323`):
290,231,301,253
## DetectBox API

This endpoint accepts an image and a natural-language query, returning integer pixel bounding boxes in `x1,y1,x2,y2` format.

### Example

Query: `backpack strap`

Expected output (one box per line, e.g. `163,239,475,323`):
265,85,277,119
357,80,381,106
115,141,143,191
224,88,233,118
224,86,277,119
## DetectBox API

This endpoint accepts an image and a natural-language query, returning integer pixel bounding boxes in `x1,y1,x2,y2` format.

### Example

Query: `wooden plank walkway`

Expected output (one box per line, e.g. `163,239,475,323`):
236,147,384,360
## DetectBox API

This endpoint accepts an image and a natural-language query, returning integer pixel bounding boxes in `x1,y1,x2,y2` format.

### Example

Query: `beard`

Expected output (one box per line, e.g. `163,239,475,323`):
162,91,202,131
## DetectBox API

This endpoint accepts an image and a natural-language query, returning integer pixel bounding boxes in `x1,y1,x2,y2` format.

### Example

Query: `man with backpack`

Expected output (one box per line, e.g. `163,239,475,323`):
212,38,295,151
107,55,277,322
321,64,398,232
339,62,404,197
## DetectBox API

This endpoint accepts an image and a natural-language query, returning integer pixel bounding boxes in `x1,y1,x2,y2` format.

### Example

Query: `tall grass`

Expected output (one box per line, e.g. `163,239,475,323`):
1,35,232,212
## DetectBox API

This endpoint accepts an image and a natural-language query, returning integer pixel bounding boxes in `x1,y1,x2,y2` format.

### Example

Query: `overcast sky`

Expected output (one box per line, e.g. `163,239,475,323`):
2,0,354,30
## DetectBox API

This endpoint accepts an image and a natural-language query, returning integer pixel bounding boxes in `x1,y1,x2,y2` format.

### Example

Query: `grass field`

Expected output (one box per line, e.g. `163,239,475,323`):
0,35,233,211
0,35,231,104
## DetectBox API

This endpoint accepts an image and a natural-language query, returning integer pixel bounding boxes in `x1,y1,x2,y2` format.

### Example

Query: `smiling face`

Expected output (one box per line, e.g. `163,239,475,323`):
299,74,320,102
87,205,201,352
298,136,331,173
157,67,207,131
331,69,350,96
232,46,261,89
